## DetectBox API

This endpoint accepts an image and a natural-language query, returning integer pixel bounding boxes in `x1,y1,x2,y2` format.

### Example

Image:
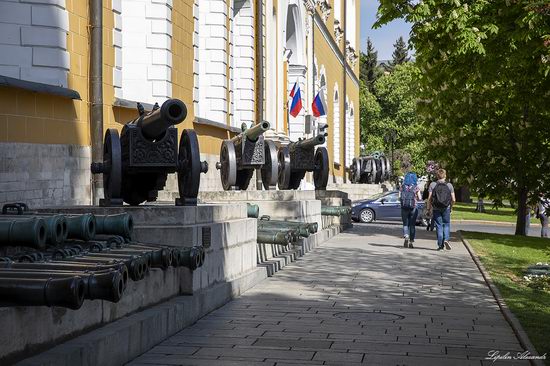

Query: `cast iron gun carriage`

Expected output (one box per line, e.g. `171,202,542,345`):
275,133,329,190
216,121,278,190
91,99,208,206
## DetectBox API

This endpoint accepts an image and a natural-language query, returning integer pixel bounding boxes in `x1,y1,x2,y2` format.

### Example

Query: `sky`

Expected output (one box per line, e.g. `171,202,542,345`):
360,1,412,61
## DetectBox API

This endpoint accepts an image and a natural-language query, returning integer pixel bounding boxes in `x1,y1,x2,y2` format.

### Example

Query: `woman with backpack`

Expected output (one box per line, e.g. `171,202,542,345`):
427,169,456,250
400,170,422,248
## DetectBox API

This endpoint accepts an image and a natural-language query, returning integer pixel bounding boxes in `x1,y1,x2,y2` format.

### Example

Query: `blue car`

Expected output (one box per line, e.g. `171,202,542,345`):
351,191,426,224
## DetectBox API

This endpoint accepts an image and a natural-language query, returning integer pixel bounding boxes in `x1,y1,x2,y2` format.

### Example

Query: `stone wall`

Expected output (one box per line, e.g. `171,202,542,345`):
0,142,90,207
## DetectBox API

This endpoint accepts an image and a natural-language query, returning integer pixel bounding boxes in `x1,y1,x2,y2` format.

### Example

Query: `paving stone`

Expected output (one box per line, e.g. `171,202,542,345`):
129,225,527,365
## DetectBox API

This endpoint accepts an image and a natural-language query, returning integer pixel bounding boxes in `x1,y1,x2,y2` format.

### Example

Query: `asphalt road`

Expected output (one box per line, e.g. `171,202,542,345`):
354,220,545,238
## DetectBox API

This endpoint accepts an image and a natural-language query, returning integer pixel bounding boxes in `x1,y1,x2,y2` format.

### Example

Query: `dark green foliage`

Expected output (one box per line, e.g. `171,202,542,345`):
375,0,550,235
385,36,410,72
360,38,383,93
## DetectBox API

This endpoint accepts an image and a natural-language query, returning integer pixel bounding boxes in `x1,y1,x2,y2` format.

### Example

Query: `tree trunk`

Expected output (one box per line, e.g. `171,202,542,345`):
514,186,529,236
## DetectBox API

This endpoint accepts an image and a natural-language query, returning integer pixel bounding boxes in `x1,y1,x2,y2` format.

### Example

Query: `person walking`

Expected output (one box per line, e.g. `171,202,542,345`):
400,171,422,248
535,192,549,238
428,169,455,250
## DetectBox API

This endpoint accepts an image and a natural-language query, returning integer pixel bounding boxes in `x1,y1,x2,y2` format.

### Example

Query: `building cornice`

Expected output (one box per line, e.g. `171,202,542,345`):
313,12,359,88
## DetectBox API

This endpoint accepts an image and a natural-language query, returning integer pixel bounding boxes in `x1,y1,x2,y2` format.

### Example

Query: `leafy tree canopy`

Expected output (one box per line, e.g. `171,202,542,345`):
375,0,550,235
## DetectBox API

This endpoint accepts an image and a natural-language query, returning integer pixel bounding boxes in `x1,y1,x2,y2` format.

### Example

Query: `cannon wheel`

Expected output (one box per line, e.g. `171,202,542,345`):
235,170,253,190
349,158,361,184
374,158,383,184
103,129,122,199
219,140,237,190
379,156,386,183
177,130,202,201
367,157,377,184
277,146,291,190
383,156,392,181
313,147,329,190
261,140,278,190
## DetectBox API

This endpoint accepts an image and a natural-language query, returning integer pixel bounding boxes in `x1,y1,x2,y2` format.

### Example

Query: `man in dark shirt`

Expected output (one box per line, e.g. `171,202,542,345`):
427,169,456,250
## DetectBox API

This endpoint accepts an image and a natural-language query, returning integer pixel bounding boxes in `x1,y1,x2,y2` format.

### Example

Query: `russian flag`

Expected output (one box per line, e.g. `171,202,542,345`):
289,82,302,118
312,91,327,117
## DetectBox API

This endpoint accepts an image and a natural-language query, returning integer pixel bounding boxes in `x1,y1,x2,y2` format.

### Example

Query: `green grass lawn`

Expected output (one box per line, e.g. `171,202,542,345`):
464,231,550,361
452,202,539,224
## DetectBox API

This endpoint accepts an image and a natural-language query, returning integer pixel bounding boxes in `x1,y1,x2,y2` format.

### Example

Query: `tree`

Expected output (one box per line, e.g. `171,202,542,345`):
360,63,427,172
375,0,550,235
360,38,383,93
385,36,410,71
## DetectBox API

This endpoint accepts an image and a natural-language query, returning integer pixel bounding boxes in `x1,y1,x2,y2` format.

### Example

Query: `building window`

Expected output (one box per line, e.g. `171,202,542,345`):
0,1,69,87
115,0,173,104
346,101,355,166
333,84,340,165
345,0,356,48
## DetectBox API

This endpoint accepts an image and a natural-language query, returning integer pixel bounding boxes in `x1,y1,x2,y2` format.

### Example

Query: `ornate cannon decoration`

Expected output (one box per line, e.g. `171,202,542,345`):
91,99,208,206
348,153,391,184
277,133,329,190
216,121,277,190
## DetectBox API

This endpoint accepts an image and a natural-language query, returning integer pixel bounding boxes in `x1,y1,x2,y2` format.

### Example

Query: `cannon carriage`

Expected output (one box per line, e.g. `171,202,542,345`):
267,133,329,190
91,99,208,206
215,121,278,190
349,153,391,184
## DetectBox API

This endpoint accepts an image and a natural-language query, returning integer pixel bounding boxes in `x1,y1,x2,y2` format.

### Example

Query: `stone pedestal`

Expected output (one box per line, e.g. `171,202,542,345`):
4,203,266,365
328,183,392,202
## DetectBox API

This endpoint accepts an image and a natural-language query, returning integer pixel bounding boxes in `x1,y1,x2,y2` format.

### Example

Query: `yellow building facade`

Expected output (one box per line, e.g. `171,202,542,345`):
0,0,360,206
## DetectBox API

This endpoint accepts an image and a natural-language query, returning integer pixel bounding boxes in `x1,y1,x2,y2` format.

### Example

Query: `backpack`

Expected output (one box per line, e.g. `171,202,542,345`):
400,173,418,209
432,182,452,209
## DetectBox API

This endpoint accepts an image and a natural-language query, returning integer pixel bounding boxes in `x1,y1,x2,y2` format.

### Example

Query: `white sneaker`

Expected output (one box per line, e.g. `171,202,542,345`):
444,241,451,250
404,235,410,248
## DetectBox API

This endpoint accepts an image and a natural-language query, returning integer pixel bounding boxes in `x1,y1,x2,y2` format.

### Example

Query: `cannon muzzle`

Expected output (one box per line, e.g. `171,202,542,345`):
0,217,47,249
295,134,326,149
95,214,134,239
257,230,292,246
239,121,270,142
247,203,259,218
66,214,96,241
321,206,351,216
0,269,124,303
134,99,187,140
0,214,67,246
0,276,85,309
172,247,204,270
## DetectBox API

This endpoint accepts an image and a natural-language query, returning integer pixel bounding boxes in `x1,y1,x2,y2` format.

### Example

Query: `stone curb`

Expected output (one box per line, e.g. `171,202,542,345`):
458,231,545,366
453,219,541,227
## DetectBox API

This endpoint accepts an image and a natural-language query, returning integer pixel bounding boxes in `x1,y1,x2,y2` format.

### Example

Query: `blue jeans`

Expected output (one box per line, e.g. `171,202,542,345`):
433,207,451,248
401,207,418,241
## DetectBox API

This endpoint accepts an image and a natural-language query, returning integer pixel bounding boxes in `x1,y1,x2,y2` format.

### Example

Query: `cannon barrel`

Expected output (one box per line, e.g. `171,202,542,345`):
247,203,259,218
133,99,187,140
172,247,203,270
0,276,85,309
72,254,147,281
294,134,326,149
0,269,124,303
257,222,310,238
0,214,67,245
257,227,299,242
95,214,134,239
257,230,292,246
237,121,270,142
321,206,351,216
257,219,317,234
109,247,171,269
0,217,47,249
65,214,96,241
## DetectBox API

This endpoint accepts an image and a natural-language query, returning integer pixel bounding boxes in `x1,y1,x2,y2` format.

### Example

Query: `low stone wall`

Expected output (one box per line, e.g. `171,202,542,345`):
4,203,266,364
0,143,91,207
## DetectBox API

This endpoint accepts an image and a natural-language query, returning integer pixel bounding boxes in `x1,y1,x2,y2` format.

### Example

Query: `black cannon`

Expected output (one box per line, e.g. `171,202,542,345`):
91,99,208,206
215,122,278,190
348,153,391,184
276,133,329,190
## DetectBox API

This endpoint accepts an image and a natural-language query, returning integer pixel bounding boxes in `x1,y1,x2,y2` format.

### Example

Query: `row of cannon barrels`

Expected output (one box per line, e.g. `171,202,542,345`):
0,203,205,309
348,154,391,184
256,216,318,246
321,206,352,216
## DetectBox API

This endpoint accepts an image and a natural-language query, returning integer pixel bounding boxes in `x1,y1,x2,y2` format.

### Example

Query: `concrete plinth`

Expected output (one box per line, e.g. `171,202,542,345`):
4,203,266,365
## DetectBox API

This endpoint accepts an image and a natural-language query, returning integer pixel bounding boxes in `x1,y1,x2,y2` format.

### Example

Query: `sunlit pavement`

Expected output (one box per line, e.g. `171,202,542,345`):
128,224,528,366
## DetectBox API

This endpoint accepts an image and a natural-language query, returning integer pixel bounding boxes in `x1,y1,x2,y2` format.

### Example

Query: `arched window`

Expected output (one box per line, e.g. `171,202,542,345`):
333,84,341,164
346,102,356,166
318,66,328,147
334,0,342,23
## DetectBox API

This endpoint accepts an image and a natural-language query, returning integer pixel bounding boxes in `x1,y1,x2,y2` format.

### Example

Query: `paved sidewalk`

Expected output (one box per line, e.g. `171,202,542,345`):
129,224,528,366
